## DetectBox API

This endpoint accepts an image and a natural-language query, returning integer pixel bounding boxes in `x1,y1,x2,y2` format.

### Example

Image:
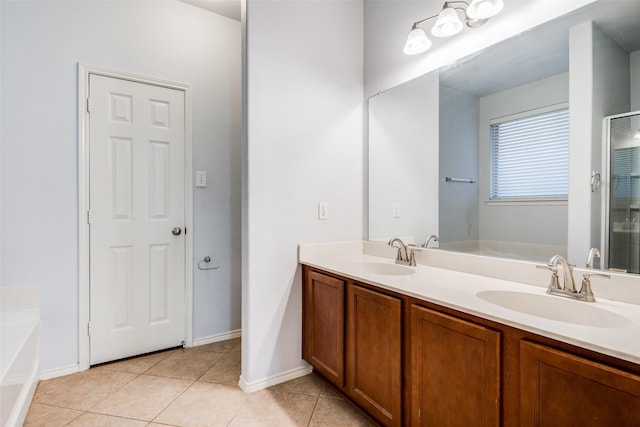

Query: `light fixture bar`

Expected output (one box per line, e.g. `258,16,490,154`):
403,0,503,55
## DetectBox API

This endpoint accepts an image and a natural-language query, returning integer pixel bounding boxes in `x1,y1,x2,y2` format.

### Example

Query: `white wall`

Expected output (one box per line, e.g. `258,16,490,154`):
568,21,630,265
243,0,363,390
478,73,570,246
369,73,439,244
1,1,241,372
439,85,479,243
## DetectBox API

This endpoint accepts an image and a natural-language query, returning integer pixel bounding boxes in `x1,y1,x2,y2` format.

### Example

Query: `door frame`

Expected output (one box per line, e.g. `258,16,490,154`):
77,64,194,370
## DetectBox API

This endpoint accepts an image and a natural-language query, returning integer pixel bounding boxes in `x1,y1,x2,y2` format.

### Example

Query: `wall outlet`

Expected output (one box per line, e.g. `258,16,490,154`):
392,202,400,218
318,202,329,220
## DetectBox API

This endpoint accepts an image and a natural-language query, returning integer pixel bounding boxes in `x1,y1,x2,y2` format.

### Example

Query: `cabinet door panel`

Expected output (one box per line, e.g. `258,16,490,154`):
347,284,402,427
303,270,345,386
521,341,640,426
411,304,500,427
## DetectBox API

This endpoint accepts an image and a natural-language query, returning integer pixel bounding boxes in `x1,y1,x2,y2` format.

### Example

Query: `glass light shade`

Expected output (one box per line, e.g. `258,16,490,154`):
431,7,463,38
403,27,432,55
466,0,504,20
634,130,640,140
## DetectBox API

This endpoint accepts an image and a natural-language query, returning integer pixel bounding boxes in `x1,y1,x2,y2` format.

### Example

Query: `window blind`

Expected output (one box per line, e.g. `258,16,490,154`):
612,147,640,199
490,107,569,200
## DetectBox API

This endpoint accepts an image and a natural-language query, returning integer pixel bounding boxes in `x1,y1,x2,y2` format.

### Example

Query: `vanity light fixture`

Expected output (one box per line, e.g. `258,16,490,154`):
633,130,640,140
403,0,504,55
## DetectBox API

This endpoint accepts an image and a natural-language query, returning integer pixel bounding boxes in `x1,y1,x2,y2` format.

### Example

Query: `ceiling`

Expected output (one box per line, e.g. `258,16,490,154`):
179,0,241,21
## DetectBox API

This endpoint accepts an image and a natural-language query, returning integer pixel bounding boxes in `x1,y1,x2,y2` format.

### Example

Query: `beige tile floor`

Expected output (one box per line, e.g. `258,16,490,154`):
25,338,375,426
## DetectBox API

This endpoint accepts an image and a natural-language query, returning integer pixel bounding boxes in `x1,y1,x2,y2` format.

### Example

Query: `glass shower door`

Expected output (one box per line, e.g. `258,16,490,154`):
607,112,640,274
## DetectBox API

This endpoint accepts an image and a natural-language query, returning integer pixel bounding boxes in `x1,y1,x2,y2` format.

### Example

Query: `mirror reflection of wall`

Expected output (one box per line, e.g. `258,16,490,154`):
368,73,439,244
438,83,479,248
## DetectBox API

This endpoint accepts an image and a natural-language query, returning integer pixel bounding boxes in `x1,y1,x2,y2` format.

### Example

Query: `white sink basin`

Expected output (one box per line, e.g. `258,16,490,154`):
476,290,633,328
352,261,415,276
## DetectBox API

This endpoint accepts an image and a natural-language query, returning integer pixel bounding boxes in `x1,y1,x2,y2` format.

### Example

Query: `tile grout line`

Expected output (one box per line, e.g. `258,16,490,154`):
224,386,249,427
148,377,198,425
149,346,236,424
81,348,179,422
307,388,322,427
23,401,85,426
84,371,143,414
82,350,172,417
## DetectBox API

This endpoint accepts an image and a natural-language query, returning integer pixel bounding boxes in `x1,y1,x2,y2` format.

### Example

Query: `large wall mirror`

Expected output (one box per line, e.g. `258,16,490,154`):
368,0,640,270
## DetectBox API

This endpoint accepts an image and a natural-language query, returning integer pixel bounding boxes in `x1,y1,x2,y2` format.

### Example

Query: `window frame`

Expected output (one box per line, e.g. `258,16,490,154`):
487,102,569,204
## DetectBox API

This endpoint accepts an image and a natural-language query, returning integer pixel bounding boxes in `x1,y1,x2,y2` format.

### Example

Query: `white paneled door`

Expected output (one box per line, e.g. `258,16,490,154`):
89,74,186,365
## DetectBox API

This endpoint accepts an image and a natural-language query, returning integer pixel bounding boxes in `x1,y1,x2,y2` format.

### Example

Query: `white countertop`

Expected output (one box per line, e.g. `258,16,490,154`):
299,241,640,365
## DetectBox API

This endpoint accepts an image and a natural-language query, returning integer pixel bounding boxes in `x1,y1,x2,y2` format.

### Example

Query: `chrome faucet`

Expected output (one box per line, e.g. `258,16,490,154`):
388,238,416,266
549,255,576,292
585,248,601,269
422,234,439,248
537,255,610,302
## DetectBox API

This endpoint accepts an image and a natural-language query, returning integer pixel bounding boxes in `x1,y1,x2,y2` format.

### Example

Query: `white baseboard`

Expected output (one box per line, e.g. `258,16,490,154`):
238,365,313,393
39,364,81,381
191,329,241,348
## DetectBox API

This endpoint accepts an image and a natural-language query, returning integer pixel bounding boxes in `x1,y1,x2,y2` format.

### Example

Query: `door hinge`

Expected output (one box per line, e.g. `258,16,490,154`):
86,97,90,113
87,321,91,336
87,209,92,224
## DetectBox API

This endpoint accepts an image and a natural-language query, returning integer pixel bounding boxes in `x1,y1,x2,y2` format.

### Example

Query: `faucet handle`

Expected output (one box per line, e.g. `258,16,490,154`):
579,272,610,302
408,250,416,267
537,265,561,291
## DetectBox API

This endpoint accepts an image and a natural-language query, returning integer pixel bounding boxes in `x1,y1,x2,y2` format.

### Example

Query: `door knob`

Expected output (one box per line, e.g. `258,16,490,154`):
172,227,182,236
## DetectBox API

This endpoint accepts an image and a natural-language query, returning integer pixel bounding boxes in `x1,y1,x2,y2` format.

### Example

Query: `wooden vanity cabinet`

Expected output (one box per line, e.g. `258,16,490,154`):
347,284,402,426
520,340,640,426
302,267,403,426
410,304,501,427
302,269,345,386
302,265,640,427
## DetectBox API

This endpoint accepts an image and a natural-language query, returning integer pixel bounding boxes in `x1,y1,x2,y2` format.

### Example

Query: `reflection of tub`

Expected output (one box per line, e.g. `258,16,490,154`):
1,286,40,427
439,240,567,263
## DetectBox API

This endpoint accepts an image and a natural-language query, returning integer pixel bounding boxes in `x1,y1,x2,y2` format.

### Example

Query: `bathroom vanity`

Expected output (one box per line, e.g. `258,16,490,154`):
299,242,640,426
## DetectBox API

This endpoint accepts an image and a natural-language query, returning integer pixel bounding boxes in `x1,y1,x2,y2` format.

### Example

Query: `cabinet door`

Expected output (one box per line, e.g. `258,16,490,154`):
521,341,640,426
411,304,500,427
347,284,402,427
302,269,345,386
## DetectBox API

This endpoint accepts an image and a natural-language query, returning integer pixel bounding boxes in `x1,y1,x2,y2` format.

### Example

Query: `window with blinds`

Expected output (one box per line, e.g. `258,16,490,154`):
489,106,569,200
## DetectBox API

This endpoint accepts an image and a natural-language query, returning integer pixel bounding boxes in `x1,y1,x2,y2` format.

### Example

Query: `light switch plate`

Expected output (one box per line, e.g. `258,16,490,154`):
318,202,329,220
392,202,400,218
196,170,207,187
